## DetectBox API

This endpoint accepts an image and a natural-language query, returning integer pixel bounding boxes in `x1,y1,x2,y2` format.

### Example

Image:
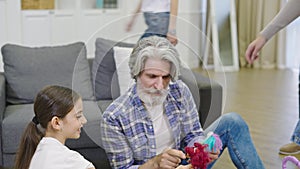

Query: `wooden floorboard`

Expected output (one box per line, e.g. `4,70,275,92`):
194,68,299,169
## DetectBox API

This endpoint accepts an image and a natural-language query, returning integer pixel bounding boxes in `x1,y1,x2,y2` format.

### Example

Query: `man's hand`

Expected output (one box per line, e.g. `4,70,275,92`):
176,164,193,169
208,149,220,163
141,149,186,169
245,35,267,64
154,149,186,169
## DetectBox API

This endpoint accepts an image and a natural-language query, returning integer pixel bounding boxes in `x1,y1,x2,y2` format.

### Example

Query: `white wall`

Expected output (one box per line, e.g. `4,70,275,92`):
0,0,22,72
0,0,7,72
0,0,206,72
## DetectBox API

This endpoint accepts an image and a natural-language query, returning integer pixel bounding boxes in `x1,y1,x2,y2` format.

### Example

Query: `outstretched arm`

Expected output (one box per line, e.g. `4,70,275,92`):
260,0,300,41
245,0,300,64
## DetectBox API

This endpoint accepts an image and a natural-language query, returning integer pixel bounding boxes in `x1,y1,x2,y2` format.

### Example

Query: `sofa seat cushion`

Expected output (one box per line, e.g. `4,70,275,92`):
1,42,94,104
2,101,103,154
93,38,135,100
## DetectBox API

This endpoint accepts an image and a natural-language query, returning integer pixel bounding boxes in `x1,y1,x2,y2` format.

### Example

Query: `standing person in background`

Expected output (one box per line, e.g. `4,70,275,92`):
126,0,178,46
245,0,300,155
14,85,95,169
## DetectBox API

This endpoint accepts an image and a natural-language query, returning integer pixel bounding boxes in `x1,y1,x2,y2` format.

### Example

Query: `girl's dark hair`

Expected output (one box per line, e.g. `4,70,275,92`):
14,85,81,169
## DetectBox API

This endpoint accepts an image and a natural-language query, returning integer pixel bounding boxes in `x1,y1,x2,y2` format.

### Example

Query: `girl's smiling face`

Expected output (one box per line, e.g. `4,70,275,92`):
60,98,87,140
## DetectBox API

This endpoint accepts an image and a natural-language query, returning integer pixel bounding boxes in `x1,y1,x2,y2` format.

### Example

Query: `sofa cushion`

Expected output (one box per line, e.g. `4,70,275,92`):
1,42,94,104
2,101,103,154
113,46,134,95
93,38,135,100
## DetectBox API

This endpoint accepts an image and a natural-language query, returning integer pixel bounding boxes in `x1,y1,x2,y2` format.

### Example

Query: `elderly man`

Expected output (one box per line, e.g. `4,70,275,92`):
100,36,264,169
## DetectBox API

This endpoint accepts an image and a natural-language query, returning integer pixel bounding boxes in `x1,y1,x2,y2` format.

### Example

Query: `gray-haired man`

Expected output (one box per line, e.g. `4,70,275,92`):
101,36,264,169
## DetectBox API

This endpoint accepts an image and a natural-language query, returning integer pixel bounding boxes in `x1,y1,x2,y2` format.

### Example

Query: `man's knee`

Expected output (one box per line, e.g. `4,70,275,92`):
222,112,249,131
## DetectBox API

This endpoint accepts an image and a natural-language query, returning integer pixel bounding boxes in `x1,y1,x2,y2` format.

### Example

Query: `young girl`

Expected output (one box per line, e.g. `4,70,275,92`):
14,85,95,169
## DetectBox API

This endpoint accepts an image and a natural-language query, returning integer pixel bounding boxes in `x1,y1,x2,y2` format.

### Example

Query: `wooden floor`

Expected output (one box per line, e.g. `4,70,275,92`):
194,68,299,169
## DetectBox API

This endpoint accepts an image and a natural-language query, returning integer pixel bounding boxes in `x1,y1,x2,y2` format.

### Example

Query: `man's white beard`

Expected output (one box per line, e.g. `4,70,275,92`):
137,81,168,107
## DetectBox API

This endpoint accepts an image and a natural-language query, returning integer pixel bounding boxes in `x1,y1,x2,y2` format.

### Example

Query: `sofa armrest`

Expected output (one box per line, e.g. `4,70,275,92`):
0,72,5,165
0,72,5,120
179,68,223,129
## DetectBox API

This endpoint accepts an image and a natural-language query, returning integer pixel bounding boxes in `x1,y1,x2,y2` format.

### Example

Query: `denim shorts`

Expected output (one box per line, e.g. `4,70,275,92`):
141,12,170,39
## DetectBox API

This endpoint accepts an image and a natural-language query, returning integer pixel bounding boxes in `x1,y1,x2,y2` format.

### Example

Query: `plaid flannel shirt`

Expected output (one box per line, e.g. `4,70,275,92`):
101,80,204,169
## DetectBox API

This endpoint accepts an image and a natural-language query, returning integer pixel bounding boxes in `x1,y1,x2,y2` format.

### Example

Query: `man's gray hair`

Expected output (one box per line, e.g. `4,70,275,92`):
128,36,181,81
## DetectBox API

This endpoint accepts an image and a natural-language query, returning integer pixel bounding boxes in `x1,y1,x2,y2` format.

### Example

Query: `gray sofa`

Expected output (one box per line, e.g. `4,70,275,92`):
0,38,222,169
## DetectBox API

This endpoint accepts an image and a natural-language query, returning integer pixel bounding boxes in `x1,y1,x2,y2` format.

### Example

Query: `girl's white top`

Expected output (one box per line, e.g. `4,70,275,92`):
29,137,94,169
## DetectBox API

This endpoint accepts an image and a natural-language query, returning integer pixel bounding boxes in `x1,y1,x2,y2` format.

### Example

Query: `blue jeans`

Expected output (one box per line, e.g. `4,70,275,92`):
204,113,265,169
291,73,300,144
141,12,170,39
292,120,300,144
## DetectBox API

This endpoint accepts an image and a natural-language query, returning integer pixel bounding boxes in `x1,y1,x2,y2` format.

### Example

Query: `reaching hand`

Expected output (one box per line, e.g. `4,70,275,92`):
245,35,267,64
